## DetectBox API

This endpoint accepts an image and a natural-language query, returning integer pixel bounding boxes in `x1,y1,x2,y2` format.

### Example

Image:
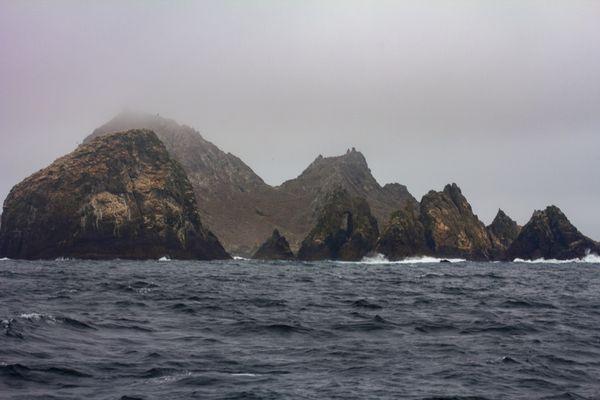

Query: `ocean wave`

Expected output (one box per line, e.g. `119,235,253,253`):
233,256,249,260
19,313,56,322
513,253,600,264
358,254,466,264
0,257,10,261
158,256,171,261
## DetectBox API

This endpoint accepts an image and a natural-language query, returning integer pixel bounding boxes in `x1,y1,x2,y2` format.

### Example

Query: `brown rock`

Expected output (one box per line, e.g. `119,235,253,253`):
297,188,379,261
487,209,521,257
86,113,418,256
506,205,599,260
419,183,493,260
0,129,230,260
252,229,295,260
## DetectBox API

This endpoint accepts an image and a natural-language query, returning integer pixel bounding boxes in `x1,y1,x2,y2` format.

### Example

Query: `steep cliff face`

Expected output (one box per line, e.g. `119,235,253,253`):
376,203,428,260
297,188,379,261
487,209,521,256
506,206,599,260
419,183,493,260
0,129,229,260
252,229,295,260
87,113,418,255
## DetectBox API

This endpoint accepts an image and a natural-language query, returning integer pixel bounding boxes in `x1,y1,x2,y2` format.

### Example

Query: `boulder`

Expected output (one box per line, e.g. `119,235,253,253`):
0,129,230,260
506,205,599,260
297,188,379,261
252,229,295,260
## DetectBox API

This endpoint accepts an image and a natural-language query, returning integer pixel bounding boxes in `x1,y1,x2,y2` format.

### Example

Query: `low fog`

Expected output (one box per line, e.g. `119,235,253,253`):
1,1,599,237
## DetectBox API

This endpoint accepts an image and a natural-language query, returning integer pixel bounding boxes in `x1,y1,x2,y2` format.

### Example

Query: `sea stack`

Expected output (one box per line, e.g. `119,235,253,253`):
252,229,295,260
0,129,230,260
506,206,599,260
377,183,494,260
297,188,379,261
419,183,494,260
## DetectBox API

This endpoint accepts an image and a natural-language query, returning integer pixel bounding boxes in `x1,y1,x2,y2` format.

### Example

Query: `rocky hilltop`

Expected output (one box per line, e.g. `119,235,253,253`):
506,206,599,260
0,129,229,260
87,112,417,255
252,229,294,260
298,188,379,261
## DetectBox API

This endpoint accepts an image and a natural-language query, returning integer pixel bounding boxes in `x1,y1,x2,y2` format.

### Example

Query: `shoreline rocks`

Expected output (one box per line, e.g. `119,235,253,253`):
506,205,599,260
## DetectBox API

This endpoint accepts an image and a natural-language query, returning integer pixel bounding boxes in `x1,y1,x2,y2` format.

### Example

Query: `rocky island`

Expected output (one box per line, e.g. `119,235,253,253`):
1,112,598,262
0,129,229,260
506,206,600,260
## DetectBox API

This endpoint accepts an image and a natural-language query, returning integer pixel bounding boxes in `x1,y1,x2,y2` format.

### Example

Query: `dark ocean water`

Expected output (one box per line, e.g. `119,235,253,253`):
1,258,600,400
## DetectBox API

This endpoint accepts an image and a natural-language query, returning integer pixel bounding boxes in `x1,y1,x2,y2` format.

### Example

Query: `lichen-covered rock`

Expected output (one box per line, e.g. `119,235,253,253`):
252,229,294,260
505,206,599,260
0,129,230,260
297,188,379,261
376,203,428,260
419,183,493,260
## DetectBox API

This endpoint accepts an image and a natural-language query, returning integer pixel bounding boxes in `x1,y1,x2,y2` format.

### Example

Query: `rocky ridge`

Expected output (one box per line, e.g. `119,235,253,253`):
87,112,417,255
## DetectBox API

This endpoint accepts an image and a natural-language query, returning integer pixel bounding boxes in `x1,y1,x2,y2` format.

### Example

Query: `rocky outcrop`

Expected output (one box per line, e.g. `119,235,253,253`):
506,206,599,260
378,183,494,260
297,188,379,261
487,209,521,256
419,184,494,260
376,203,428,260
87,113,418,256
85,111,273,256
0,129,230,260
251,229,295,260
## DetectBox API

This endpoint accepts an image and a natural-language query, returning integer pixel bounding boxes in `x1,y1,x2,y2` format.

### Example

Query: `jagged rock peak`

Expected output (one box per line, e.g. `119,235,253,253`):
303,148,370,173
297,187,379,261
0,129,230,260
419,183,493,260
506,205,599,260
252,229,295,260
488,210,520,240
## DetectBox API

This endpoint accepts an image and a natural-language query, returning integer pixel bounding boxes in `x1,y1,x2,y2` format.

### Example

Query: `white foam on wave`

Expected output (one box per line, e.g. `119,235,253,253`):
355,254,466,264
158,256,171,262
513,253,600,264
233,256,249,261
231,373,259,377
18,313,56,322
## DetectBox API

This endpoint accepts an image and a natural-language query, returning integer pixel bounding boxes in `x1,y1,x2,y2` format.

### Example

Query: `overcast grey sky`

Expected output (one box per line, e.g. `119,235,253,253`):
1,1,599,238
